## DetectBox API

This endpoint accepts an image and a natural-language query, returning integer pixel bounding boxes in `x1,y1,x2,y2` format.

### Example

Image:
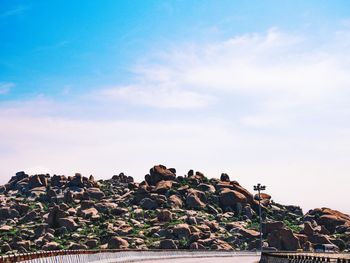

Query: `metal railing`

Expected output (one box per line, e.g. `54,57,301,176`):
0,249,260,263
261,251,350,263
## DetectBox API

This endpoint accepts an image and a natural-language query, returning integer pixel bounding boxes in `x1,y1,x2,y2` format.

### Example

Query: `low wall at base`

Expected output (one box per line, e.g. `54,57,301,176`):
261,252,350,263
0,250,259,263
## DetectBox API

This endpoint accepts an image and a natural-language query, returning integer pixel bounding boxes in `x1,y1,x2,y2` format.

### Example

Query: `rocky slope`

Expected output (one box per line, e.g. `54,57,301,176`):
0,165,349,254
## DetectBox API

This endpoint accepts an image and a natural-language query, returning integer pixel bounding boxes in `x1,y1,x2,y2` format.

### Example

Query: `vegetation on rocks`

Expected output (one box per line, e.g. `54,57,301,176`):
0,165,349,255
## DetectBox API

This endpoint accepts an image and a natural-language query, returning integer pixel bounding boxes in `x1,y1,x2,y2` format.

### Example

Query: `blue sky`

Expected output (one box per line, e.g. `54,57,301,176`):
2,0,350,100
1,1,350,213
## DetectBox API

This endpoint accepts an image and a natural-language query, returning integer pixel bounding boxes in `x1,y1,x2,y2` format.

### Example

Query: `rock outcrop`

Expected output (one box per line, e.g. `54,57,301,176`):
0,164,349,254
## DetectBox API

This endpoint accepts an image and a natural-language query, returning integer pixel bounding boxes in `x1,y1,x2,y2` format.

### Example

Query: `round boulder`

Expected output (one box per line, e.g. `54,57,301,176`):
108,236,129,249
145,165,176,186
219,188,247,208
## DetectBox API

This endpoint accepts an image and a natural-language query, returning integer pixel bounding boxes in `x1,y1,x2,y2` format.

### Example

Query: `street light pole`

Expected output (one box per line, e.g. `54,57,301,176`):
254,183,266,252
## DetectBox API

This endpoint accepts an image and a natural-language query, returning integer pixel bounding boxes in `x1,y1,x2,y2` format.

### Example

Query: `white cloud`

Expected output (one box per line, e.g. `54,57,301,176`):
153,28,350,99
240,114,282,128
96,28,350,118
1,27,350,214
0,110,349,214
0,82,14,95
96,85,215,109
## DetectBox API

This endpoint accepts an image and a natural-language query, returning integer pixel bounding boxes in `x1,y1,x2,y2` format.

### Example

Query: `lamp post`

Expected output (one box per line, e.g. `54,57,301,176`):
254,183,266,252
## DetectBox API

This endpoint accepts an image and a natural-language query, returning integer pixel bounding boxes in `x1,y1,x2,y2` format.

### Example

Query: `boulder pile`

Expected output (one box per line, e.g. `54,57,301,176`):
0,165,349,254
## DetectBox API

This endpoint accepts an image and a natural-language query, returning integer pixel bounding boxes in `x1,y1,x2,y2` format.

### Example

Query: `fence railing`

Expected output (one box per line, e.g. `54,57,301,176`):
0,249,260,263
261,251,350,263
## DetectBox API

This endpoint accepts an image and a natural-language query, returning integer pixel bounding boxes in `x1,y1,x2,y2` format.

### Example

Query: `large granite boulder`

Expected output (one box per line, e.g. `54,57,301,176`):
254,193,271,206
0,207,19,221
219,188,247,208
46,205,77,231
140,198,158,210
157,209,173,222
67,173,84,188
7,171,28,188
86,187,105,200
145,165,176,186
51,175,67,187
169,195,183,208
173,224,191,239
108,237,129,249
263,221,284,236
267,228,301,251
154,180,173,194
186,189,206,209
28,174,48,189
112,173,134,183
307,208,350,234
220,173,230,182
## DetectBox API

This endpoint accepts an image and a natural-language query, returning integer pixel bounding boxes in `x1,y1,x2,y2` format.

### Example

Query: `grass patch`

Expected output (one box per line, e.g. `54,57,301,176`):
283,220,302,232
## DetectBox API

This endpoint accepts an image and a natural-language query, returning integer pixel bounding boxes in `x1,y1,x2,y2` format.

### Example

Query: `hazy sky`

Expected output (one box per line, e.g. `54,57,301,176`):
1,0,350,214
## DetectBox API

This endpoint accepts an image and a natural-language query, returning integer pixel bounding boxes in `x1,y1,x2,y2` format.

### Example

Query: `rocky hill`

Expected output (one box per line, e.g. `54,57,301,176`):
0,165,349,254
